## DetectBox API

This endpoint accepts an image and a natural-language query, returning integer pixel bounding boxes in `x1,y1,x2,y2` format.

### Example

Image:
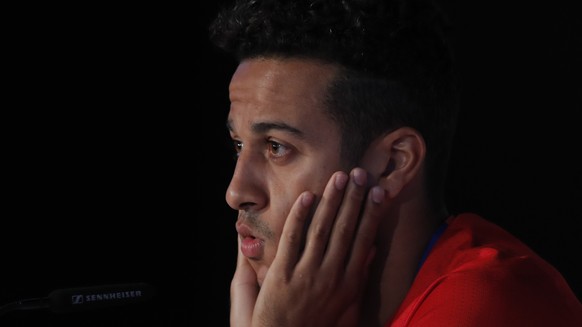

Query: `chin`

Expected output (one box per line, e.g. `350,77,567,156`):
255,265,269,287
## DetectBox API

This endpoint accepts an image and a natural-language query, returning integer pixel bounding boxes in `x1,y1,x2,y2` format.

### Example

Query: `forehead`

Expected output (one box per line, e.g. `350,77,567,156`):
230,57,337,94
229,58,338,111
228,57,340,135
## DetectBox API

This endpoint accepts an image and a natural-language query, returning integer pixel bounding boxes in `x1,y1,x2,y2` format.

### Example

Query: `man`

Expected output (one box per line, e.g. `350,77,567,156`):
209,0,582,325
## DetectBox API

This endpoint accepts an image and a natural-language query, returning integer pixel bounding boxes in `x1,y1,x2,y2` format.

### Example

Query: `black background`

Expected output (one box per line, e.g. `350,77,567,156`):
1,1,580,326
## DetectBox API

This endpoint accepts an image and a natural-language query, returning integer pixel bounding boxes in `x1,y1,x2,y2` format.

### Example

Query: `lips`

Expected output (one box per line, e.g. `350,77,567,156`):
236,222,264,259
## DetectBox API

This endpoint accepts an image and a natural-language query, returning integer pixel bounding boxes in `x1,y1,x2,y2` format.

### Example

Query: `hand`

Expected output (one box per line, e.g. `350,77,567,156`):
231,167,387,327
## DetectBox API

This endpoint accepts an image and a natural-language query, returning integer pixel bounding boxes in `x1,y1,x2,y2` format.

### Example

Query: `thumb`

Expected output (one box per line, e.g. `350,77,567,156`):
230,237,259,327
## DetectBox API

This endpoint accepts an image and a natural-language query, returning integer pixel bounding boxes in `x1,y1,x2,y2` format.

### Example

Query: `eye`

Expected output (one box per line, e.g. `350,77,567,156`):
232,140,243,159
268,140,290,158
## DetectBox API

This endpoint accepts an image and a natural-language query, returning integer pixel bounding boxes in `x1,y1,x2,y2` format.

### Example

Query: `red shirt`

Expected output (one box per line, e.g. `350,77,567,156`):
388,213,582,326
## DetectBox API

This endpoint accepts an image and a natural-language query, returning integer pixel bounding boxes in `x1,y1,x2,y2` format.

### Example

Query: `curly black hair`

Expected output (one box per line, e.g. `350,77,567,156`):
209,0,460,211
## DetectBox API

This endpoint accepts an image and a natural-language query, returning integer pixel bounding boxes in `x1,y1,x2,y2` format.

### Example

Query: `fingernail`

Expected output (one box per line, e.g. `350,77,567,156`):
335,173,348,190
353,168,366,186
371,187,385,204
302,192,314,207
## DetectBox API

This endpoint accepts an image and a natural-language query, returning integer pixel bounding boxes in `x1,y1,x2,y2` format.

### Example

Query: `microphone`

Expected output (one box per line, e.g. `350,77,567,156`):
0,282,155,316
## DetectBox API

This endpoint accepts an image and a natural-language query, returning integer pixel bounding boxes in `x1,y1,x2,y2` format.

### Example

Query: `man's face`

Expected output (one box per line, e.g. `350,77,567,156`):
226,58,345,286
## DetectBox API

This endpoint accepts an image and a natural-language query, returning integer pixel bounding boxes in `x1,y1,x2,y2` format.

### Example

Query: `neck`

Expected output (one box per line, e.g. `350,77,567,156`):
360,201,446,327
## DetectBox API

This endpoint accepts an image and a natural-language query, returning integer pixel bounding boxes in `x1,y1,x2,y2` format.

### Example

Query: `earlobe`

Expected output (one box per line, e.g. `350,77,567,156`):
376,127,426,198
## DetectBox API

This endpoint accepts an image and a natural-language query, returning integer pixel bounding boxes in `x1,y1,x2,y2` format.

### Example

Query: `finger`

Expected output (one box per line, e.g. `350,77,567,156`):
345,185,386,276
300,171,349,265
272,191,315,273
230,237,259,327
323,167,368,270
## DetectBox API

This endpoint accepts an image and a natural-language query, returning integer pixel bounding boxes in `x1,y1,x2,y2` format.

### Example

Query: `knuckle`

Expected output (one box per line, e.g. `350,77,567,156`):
284,229,300,245
335,222,355,241
309,222,329,242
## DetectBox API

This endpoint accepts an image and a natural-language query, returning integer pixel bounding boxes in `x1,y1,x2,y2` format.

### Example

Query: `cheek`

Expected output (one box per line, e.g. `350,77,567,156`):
265,208,288,254
261,194,296,259
262,156,342,254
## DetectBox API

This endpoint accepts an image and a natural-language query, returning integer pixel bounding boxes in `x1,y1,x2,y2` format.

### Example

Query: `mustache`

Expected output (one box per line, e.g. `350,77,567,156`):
237,211,275,240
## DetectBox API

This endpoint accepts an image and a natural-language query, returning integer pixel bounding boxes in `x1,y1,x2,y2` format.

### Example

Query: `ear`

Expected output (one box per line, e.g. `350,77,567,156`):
360,127,426,198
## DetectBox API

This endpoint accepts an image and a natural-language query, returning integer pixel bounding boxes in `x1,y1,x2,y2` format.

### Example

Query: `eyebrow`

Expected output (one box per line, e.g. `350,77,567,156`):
226,119,305,138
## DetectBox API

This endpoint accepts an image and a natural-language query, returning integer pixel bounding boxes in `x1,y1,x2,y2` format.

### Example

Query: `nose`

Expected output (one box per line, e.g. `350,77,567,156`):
225,152,265,211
